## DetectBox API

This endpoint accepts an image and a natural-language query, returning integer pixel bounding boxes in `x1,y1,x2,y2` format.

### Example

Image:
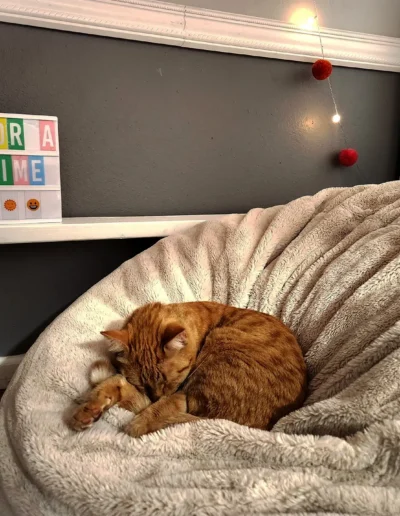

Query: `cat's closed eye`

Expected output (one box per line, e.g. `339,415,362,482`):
177,366,190,374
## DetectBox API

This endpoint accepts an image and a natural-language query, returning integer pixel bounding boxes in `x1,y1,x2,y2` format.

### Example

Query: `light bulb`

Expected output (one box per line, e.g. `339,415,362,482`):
332,113,341,124
289,8,317,30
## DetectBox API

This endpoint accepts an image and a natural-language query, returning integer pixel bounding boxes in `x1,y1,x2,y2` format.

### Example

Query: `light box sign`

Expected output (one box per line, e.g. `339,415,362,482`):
0,113,61,224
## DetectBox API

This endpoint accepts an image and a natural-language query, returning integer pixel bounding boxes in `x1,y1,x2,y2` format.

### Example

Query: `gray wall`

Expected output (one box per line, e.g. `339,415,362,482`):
1,239,158,356
0,23,399,355
1,23,399,217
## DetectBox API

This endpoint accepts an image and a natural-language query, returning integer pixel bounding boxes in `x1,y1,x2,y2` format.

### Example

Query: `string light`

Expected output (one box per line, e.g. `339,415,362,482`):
312,0,359,167
304,16,316,30
289,8,317,30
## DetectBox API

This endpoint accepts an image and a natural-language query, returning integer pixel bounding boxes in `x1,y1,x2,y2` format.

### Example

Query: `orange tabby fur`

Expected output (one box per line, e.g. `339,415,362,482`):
70,302,307,437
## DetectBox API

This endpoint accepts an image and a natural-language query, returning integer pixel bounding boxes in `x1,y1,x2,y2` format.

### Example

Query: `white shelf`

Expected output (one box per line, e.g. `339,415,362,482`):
0,215,226,244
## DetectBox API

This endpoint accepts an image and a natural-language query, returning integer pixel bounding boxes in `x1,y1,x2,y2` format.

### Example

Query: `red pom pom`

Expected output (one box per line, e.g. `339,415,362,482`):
312,59,333,80
339,148,358,167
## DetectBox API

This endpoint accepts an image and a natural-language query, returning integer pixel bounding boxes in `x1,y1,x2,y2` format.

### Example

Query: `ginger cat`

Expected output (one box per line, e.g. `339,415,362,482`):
70,302,307,437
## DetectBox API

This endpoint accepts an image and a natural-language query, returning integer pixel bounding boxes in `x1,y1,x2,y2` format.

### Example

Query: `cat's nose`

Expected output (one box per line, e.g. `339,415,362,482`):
144,385,158,403
149,390,161,402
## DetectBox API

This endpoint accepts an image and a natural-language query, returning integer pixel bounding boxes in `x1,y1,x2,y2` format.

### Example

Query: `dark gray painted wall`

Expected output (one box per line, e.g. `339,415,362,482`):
0,23,399,355
1,239,158,356
1,23,399,217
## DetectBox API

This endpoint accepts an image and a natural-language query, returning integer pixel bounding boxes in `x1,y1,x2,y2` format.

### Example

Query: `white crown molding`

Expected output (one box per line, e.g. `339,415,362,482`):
0,0,400,72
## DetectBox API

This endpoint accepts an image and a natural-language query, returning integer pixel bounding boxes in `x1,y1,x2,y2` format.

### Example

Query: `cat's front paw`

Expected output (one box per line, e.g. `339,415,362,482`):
124,415,149,438
69,401,104,431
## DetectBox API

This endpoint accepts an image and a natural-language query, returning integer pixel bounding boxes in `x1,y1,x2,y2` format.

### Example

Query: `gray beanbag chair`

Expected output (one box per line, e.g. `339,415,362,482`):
1,182,400,515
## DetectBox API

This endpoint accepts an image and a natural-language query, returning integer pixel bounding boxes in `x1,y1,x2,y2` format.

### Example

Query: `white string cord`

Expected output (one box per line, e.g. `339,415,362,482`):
313,0,358,157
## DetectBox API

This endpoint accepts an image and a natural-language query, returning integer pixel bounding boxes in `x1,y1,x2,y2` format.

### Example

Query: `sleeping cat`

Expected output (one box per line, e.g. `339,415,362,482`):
69,301,307,437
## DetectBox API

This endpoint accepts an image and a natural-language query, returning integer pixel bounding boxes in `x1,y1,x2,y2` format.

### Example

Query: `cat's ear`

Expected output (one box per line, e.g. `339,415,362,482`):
101,329,129,353
163,324,187,357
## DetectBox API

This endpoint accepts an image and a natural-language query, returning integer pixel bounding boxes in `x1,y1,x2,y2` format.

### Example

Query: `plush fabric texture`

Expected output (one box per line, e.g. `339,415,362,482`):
1,182,400,515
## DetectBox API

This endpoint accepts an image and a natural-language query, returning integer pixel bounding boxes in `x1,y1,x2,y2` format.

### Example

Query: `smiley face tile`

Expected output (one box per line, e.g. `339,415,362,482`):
4,199,17,212
0,191,23,220
24,192,41,219
27,198,40,212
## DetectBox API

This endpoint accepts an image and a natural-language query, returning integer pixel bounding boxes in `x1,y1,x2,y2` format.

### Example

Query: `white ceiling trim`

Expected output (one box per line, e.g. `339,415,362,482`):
0,0,399,72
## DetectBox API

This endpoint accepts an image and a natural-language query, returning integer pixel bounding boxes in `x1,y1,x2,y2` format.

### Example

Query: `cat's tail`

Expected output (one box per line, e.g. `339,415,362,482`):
89,359,116,386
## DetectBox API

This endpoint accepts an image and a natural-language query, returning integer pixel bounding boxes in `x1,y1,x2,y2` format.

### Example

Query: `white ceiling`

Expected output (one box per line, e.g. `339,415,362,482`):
161,0,400,38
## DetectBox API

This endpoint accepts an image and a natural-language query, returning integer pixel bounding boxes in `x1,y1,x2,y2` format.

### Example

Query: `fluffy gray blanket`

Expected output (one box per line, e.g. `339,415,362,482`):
1,182,400,515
